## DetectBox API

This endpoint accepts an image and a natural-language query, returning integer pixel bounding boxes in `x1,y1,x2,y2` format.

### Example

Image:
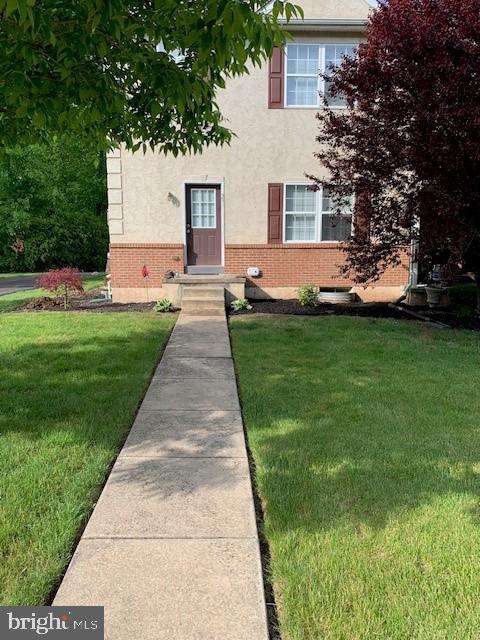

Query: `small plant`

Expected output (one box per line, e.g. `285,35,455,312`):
37,268,84,309
155,298,175,313
231,298,253,312
297,284,318,307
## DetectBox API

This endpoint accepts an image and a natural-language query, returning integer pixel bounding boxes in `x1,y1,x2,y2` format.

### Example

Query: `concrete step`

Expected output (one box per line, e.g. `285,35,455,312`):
181,308,226,317
181,299,226,316
182,286,225,301
169,275,246,285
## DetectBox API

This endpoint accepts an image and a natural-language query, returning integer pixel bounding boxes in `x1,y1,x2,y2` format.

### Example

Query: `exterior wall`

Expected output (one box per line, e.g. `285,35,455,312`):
247,285,406,303
107,0,372,246
107,0,408,302
109,243,184,288
299,0,371,19
110,242,408,303
109,40,363,247
226,243,408,302
225,244,408,288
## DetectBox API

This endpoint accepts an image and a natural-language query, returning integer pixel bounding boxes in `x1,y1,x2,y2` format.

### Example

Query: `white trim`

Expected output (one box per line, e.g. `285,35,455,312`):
284,42,356,109
282,182,353,244
278,19,367,31
182,178,225,269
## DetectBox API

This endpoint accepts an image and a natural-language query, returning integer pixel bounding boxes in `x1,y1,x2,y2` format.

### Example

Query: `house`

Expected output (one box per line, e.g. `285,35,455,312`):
106,0,409,304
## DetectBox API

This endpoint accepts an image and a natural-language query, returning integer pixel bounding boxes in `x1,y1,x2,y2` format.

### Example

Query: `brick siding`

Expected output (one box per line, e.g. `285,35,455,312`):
109,244,184,288
225,244,409,288
109,243,409,289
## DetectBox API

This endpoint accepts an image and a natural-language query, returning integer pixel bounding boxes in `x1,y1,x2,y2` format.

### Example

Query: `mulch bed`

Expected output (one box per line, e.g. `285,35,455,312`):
20,290,158,313
231,299,411,320
230,299,480,331
408,307,480,331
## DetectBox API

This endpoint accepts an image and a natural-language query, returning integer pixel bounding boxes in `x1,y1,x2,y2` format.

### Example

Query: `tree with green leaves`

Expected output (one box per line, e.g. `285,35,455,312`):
0,0,301,153
0,137,108,271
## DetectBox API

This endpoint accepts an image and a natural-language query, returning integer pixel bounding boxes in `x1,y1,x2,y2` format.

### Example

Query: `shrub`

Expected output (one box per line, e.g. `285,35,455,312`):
155,298,175,313
448,283,477,311
230,298,253,312
297,285,319,307
37,268,84,309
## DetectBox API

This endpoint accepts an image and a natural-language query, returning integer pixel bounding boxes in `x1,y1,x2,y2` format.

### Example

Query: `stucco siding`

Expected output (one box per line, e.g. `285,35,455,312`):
299,0,371,20
112,30,364,246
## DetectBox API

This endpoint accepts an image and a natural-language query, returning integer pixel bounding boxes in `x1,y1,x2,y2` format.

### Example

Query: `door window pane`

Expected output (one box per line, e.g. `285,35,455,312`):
191,189,216,228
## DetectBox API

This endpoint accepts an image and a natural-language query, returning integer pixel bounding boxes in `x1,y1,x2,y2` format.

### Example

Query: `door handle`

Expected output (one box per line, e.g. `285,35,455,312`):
186,223,191,235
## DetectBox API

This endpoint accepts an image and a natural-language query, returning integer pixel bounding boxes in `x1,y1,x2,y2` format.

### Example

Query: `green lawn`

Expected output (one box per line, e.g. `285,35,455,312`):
230,315,480,640
0,312,175,605
0,275,104,312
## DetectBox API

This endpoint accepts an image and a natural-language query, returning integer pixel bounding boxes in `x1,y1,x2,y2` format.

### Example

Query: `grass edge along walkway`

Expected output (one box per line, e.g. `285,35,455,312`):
0,311,176,605
230,314,480,640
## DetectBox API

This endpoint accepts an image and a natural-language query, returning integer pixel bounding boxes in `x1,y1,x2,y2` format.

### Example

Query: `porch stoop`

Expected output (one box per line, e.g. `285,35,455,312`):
181,285,226,316
162,274,246,313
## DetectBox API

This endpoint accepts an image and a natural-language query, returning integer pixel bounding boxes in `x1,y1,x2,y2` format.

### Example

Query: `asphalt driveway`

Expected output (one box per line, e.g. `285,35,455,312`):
0,274,40,296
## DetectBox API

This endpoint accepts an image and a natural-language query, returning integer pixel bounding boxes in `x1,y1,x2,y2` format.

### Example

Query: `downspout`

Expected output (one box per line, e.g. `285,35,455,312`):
408,239,419,289
395,239,419,305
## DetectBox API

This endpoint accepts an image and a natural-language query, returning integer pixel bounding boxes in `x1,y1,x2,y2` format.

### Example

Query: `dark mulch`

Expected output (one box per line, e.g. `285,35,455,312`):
231,299,412,320
408,307,480,331
230,299,480,331
21,290,158,313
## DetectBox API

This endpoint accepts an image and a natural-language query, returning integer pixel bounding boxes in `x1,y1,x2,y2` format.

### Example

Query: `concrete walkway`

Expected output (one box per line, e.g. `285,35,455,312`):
54,310,269,640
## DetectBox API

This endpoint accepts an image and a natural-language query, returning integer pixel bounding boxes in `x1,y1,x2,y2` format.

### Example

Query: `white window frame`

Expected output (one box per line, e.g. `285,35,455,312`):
283,183,353,244
284,43,356,109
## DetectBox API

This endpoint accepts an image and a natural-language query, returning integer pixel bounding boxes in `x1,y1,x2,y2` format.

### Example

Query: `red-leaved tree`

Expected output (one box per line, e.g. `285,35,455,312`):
38,268,84,309
310,0,480,309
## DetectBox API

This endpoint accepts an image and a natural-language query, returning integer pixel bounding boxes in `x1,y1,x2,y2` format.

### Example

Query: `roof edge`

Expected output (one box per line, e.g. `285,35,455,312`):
279,18,367,31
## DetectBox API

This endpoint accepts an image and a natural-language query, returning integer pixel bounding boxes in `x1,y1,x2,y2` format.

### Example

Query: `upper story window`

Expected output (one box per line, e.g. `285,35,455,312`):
284,184,353,243
285,44,356,108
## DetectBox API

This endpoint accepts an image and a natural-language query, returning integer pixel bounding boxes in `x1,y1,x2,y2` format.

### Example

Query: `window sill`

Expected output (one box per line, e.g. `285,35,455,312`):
282,241,348,246
284,105,348,110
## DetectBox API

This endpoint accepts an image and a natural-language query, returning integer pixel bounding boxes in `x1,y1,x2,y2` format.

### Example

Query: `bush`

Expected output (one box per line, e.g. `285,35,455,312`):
230,298,253,312
297,285,319,307
37,268,84,309
155,298,175,313
448,283,477,311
